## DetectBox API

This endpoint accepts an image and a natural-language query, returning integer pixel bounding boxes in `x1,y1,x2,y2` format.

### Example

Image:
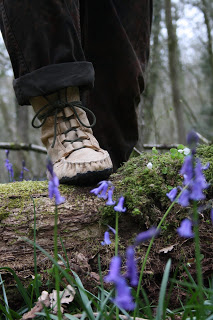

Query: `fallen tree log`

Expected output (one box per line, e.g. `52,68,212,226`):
0,144,213,309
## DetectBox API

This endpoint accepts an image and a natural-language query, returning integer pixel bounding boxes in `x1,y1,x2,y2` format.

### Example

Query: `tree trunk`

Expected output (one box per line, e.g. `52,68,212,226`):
164,0,186,144
141,0,163,145
200,0,213,106
0,146,212,308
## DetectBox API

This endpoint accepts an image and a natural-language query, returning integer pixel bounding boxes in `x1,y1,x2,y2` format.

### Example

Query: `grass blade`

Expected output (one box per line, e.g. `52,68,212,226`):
72,270,95,320
156,259,171,320
0,267,31,308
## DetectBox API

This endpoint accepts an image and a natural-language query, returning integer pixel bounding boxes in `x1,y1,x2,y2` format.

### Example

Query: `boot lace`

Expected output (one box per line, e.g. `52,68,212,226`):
32,100,96,148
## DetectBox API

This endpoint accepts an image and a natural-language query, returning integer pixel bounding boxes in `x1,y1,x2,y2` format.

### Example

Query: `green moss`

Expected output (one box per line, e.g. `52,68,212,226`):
101,144,213,226
0,180,48,196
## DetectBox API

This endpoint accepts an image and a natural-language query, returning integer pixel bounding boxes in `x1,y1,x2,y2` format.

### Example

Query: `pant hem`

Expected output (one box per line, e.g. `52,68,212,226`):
13,61,95,105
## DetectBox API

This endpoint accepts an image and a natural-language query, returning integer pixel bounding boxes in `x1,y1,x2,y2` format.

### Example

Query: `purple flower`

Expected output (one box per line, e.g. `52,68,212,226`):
98,182,109,199
90,180,108,197
125,246,138,287
180,155,193,185
104,256,122,283
166,188,178,202
187,131,199,154
202,162,210,170
113,277,136,311
106,187,116,205
4,150,14,182
178,189,190,207
177,219,194,238
188,160,208,201
134,227,160,245
5,149,9,158
105,256,136,311
20,160,29,181
107,225,116,234
47,160,65,205
114,196,126,212
101,231,111,246
47,158,54,176
210,209,213,224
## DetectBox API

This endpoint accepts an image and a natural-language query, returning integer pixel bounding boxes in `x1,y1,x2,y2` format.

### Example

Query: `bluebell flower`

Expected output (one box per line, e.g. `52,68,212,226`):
107,225,116,234
105,256,122,283
4,150,14,181
106,187,116,205
113,277,136,311
98,182,109,199
166,188,177,202
177,218,194,238
178,189,190,207
134,227,160,245
210,209,213,224
114,196,126,212
47,160,65,205
90,180,108,196
101,225,116,246
168,153,209,207
105,255,136,310
180,155,193,185
101,231,111,245
187,131,199,154
19,160,29,181
202,162,210,170
125,246,138,287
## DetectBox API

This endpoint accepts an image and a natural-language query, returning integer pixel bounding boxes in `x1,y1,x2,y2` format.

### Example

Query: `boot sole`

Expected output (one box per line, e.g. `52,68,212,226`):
59,167,113,186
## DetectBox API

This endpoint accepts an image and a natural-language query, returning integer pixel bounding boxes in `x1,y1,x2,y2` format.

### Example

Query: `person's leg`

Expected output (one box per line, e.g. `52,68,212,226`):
0,0,94,105
80,0,152,170
0,0,113,184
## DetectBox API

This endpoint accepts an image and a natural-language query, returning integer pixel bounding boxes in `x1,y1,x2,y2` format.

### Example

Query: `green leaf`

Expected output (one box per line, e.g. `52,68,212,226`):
177,144,185,150
72,271,95,320
152,147,158,154
170,148,178,155
63,315,81,320
156,259,171,320
0,267,31,308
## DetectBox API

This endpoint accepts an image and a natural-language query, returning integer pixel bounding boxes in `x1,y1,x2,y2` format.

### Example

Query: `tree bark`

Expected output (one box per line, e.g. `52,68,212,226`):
200,0,213,106
141,0,163,144
0,145,212,308
165,0,186,144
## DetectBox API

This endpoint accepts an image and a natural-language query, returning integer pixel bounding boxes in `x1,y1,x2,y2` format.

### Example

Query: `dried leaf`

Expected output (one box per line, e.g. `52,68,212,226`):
50,285,75,314
61,285,76,304
159,244,175,254
22,291,50,319
22,301,44,319
90,272,100,282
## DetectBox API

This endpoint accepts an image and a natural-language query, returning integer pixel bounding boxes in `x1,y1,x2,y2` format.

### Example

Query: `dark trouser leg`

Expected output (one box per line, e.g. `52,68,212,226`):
81,0,152,169
0,0,94,105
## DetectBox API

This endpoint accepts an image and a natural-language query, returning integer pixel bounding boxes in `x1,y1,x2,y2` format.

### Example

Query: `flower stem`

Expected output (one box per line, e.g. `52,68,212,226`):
54,205,62,319
115,211,119,320
115,211,119,257
133,199,177,320
193,201,204,312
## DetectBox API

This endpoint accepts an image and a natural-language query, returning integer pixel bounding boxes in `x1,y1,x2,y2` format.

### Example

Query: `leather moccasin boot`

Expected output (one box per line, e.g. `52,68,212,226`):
30,87,113,185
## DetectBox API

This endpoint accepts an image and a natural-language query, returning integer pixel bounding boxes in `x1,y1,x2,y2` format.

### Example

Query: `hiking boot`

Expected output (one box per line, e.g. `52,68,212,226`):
30,87,113,185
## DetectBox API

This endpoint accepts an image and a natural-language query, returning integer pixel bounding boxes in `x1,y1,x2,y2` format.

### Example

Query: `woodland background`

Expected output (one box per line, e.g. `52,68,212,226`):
0,0,212,182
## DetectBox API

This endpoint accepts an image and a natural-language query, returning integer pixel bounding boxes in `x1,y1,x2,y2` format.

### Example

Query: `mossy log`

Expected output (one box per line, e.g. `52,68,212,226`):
0,145,213,308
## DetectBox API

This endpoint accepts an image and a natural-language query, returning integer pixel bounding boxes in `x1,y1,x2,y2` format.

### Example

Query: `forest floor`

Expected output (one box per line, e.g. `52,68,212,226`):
0,145,213,312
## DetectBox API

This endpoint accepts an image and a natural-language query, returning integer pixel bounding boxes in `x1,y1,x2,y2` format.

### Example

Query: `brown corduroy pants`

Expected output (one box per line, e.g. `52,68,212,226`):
0,0,152,169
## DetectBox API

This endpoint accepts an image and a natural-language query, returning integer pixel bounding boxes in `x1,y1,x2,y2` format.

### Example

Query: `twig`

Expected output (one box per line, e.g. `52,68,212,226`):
0,142,47,154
